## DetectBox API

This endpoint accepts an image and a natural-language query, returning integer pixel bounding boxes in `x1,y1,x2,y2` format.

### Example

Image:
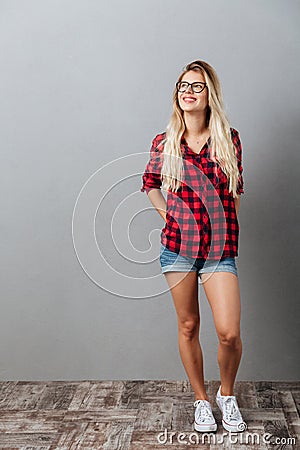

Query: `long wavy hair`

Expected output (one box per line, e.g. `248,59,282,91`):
161,60,240,198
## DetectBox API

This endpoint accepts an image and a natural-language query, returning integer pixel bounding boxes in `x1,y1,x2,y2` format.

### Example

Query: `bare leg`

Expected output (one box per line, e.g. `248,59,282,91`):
164,271,209,401
201,272,242,396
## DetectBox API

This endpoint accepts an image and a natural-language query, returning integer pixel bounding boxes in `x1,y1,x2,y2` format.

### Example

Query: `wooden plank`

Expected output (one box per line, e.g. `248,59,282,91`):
134,402,173,431
64,381,91,411
4,382,47,411
171,401,194,432
60,409,139,422
51,421,134,450
130,393,195,405
271,381,300,392
65,381,124,410
0,382,19,409
0,410,64,433
255,381,283,408
164,380,193,393
119,381,143,409
279,390,300,441
49,422,89,449
0,432,55,447
20,447,51,450
102,422,134,450
239,409,285,421
36,383,79,410
292,390,300,415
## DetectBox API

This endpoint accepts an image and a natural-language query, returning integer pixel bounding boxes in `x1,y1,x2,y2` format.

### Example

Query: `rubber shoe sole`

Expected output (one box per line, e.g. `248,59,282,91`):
194,421,217,432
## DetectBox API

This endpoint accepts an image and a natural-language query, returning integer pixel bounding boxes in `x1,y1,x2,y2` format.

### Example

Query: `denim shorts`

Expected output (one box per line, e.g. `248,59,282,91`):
159,244,238,278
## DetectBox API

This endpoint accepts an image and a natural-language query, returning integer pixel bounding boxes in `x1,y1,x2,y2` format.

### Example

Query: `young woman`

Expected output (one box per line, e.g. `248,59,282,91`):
141,60,247,433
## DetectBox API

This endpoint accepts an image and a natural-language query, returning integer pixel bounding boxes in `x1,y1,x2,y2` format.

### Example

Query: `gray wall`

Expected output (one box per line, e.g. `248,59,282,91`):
1,0,299,381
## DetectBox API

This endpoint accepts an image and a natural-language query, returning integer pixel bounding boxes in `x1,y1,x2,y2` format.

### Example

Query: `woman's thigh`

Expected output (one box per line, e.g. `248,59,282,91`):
164,271,200,326
200,272,241,338
160,244,200,323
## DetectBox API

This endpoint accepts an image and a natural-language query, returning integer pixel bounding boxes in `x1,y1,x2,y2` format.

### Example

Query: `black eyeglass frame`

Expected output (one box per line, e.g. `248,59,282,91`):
176,81,207,94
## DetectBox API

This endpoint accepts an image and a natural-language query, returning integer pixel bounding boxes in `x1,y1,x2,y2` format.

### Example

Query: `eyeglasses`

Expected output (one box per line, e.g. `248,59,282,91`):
176,81,207,94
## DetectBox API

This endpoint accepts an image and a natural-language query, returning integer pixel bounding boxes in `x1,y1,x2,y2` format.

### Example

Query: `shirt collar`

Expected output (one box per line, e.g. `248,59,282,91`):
181,134,211,156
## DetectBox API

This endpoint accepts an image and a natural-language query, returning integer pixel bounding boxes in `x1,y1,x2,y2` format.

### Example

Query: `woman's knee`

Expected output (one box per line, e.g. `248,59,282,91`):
178,317,200,340
218,331,242,348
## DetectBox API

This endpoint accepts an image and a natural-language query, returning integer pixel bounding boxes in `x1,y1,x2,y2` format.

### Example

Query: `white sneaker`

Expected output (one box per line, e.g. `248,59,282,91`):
193,399,217,432
216,385,247,432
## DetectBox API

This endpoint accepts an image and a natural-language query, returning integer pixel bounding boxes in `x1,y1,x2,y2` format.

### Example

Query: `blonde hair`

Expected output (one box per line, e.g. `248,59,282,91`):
161,60,240,198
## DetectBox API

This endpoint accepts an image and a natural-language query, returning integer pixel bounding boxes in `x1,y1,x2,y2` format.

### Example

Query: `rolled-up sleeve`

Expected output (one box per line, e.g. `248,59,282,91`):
140,136,163,194
232,129,244,195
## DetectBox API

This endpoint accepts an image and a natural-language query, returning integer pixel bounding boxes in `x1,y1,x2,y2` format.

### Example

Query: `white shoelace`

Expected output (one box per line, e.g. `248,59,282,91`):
194,400,214,421
223,396,242,422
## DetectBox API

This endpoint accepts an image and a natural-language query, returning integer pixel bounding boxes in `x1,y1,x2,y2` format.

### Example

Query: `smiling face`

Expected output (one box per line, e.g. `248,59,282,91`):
177,70,209,114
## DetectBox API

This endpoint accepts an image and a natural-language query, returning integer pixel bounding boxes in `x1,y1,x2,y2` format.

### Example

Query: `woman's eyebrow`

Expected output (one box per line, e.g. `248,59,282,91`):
181,80,205,83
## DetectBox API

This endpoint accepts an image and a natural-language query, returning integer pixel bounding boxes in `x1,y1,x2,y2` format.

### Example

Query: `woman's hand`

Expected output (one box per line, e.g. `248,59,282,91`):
148,189,167,222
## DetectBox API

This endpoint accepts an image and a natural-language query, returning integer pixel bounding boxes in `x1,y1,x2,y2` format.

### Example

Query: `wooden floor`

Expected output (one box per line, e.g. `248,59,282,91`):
0,380,299,449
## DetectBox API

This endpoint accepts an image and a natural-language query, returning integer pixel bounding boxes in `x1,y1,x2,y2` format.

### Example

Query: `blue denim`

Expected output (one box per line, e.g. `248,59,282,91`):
159,244,238,278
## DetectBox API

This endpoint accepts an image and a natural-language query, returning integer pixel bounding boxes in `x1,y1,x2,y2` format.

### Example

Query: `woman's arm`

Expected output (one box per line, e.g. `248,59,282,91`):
234,195,241,215
148,188,167,222
141,135,167,221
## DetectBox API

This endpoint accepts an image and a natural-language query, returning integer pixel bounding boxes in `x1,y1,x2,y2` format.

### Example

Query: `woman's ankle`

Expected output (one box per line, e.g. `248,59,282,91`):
194,393,209,401
220,384,234,396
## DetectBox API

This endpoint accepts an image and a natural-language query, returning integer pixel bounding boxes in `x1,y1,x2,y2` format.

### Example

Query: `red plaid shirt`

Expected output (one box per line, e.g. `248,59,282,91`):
141,127,244,260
